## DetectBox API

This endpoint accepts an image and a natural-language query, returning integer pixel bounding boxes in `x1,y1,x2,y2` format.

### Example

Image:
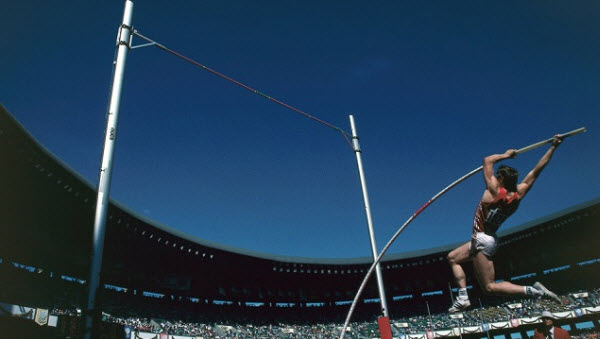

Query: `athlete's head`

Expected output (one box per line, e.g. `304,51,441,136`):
497,165,518,192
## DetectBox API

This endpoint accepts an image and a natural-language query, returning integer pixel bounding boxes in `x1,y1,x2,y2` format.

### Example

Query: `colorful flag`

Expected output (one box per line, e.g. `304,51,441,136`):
34,308,49,326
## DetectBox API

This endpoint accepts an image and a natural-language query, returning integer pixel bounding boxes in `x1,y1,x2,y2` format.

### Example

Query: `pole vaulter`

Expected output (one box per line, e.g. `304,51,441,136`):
339,127,586,339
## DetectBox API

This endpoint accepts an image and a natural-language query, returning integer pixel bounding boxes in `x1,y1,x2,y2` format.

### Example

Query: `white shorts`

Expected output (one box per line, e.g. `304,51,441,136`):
469,232,498,257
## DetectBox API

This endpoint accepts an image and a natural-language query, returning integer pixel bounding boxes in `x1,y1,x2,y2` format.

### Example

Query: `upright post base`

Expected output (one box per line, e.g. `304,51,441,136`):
378,316,393,339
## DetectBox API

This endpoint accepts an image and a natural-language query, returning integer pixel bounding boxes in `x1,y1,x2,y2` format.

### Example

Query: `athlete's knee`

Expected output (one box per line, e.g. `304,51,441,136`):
447,252,457,265
481,282,497,295
447,251,462,265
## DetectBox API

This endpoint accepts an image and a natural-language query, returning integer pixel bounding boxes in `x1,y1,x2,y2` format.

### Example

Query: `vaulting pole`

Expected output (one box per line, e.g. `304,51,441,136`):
84,1,133,338
349,115,391,328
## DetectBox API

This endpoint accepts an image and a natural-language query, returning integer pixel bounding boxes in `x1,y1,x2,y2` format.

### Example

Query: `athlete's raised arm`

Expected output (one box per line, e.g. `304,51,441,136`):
517,135,563,198
482,149,516,198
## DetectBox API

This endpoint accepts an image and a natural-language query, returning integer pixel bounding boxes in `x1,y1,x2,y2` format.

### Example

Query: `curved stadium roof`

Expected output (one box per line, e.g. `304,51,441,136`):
1,103,599,305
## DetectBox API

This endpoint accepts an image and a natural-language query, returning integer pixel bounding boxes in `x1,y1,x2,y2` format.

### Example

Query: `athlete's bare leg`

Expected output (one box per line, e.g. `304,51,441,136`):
447,242,473,312
447,242,471,288
472,251,527,295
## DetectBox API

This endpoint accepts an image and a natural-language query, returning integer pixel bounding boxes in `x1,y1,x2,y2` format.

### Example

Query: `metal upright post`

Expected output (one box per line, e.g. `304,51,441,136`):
448,282,455,304
479,298,491,339
426,301,434,330
84,1,133,338
349,114,389,317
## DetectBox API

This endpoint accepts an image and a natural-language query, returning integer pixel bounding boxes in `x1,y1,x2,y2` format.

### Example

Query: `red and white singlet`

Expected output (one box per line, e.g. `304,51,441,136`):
473,187,520,234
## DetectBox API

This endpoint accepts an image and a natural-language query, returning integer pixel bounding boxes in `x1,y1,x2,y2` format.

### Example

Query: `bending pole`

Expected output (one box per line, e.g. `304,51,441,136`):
339,127,586,339
349,115,390,318
515,127,585,154
84,1,133,339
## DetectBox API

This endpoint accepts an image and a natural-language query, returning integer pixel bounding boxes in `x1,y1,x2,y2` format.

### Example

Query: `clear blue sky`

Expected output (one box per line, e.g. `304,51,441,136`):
1,1,598,259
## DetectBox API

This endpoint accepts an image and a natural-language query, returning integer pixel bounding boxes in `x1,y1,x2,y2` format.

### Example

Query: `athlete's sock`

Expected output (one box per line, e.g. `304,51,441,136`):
524,286,542,296
458,287,469,299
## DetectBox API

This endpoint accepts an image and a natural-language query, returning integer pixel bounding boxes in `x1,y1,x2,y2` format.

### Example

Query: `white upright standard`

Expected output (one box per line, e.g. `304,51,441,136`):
85,1,133,339
349,114,390,317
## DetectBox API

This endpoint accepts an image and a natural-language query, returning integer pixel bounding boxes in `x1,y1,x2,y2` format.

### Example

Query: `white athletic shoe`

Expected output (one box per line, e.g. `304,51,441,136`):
448,297,471,313
534,282,561,303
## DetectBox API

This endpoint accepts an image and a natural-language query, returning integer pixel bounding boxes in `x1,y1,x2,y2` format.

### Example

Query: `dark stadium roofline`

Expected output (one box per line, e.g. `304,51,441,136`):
105,193,600,266
92,176,600,266
4,104,599,266
82,175,600,265
496,196,600,237
378,196,600,262
0,104,367,265
0,104,99,202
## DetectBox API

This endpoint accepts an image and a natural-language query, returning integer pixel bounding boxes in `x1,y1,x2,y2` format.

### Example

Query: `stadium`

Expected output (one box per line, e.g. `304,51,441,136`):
1,100,599,338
